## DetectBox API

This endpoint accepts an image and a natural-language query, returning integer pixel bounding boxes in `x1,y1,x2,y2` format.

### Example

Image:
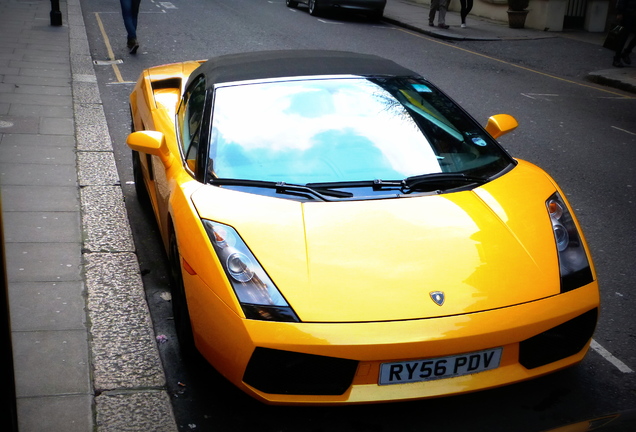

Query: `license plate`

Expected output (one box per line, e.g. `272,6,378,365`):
379,348,503,385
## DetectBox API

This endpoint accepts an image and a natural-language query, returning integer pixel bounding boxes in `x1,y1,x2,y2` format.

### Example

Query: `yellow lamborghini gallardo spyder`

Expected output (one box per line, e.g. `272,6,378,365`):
127,50,600,405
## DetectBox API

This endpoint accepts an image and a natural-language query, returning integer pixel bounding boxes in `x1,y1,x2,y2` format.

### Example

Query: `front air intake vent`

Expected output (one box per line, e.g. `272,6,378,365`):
243,347,358,395
519,308,598,369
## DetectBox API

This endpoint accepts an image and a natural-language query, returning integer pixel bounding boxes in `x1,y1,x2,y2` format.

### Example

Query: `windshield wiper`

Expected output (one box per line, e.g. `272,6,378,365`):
307,179,404,190
308,175,487,196
403,173,488,192
210,178,353,201
211,174,486,201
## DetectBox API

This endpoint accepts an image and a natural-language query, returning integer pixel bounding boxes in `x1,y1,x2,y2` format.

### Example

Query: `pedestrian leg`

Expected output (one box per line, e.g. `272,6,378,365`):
120,0,136,40
437,0,449,28
622,32,636,64
460,0,473,27
120,0,141,53
429,0,439,26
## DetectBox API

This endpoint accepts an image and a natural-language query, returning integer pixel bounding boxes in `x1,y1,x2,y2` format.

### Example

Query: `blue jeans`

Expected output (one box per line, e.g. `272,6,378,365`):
120,0,141,40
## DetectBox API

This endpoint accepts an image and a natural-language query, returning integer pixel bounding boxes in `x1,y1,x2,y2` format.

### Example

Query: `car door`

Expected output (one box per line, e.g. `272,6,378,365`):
152,75,207,238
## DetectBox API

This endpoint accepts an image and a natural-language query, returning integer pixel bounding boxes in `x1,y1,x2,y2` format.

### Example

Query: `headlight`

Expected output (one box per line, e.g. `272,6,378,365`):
203,220,299,322
546,192,594,292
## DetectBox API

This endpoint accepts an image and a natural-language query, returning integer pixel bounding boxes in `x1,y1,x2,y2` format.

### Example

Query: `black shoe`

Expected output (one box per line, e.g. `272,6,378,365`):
428,21,434,27
127,38,139,54
438,23,449,29
621,52,631,65
613,59,624,68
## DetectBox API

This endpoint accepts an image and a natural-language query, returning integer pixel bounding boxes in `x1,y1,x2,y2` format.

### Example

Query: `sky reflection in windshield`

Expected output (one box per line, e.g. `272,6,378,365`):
208,78,441,183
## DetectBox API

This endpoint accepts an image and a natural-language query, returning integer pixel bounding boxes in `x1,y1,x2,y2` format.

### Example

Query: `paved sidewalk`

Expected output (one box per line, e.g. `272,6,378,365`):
1,0,176,430
1,0,634,431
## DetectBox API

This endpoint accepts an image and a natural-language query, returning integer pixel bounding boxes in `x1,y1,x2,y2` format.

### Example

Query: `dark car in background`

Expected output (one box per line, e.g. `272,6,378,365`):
286,0,386,20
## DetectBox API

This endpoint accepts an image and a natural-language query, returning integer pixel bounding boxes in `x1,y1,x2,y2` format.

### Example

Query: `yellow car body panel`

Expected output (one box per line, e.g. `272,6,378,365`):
191,160,571,323
127,58,600,405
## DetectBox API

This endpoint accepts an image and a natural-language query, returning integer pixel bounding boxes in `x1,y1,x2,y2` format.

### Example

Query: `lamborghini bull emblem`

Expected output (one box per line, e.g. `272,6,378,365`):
430,291,445,306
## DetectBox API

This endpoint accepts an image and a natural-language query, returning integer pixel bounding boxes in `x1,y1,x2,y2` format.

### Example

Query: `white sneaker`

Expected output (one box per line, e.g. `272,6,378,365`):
461,23,467,28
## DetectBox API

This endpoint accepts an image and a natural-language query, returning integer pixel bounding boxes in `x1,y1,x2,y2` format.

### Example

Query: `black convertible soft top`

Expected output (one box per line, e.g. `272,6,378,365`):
188,50,419,89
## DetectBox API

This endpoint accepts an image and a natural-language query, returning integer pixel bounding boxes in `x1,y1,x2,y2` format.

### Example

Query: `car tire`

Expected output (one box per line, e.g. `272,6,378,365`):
131,150,152,210
286,0,299,7
308,0,322,16
130,109,152,211
368,8,384,21
169,232,196,356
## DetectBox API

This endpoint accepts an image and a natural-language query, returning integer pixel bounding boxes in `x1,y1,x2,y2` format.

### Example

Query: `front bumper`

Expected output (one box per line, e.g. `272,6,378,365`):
185,273,599,405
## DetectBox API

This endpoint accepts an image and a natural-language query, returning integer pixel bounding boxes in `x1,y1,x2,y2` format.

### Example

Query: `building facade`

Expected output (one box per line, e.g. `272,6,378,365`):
416,0,613,32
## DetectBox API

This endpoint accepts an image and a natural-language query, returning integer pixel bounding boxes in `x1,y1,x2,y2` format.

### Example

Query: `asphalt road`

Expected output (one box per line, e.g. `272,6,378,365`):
79,0,636,430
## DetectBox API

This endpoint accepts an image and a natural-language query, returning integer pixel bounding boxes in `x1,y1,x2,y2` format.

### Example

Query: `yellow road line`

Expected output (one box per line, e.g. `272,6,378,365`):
95,12,124,83
396,28,634,99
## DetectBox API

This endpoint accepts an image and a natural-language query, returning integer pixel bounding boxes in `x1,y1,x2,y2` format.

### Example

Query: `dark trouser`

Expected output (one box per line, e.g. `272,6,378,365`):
615,15,636,60
429,0,449,25
615,31,636,60
120,0,141,40
459,0,473,23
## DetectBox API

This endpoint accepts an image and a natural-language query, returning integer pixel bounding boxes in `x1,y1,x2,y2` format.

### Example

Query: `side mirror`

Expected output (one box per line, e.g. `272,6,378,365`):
485,114,518,139
126,131,174,168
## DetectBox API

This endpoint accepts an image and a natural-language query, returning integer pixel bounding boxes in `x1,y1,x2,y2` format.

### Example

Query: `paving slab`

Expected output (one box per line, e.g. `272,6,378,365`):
16,395,93,432
2,74,73,87
1,92,71,106
0,162,77,186
0,65,20,75
40,116,74,135
1,211,81,243
0,185,78,211
0,115,40,133
9,103,73,118
8,281,86,331
0,144,76,165
0,133,75,147
13,84,72,96
4,242,82,282
12,329,91,397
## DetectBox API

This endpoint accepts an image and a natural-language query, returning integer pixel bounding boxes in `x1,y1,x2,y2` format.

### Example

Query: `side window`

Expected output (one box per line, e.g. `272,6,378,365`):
177,76,206,173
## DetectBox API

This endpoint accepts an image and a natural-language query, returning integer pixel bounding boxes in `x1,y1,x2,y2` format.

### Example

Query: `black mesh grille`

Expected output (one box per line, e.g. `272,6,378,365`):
519,308,598,369
243,347,358,395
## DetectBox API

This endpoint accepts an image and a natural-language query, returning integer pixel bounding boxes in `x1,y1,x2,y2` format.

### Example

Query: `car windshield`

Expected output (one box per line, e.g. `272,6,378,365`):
206,76,513,195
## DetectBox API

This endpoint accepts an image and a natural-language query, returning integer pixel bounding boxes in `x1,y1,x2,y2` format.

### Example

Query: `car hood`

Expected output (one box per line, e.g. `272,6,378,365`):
192,161,562,323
